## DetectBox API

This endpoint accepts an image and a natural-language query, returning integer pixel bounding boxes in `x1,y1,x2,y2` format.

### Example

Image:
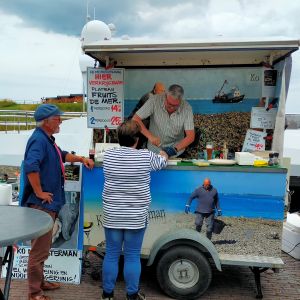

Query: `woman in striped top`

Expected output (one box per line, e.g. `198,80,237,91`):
101,120,168,300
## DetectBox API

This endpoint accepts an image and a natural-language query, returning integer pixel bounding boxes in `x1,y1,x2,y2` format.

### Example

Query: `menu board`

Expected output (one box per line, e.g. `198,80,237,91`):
242,129,266,152
250,107,277,129
87,68,124,129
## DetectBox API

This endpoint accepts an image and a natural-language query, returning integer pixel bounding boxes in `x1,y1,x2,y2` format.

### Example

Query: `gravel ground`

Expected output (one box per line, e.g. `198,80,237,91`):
0,165,20,178
156,213,282,257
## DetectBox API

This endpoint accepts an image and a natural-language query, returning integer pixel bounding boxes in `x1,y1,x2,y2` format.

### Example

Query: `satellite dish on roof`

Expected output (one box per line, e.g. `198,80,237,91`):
81,20,111,44
108,23,116,36
78,54,95,73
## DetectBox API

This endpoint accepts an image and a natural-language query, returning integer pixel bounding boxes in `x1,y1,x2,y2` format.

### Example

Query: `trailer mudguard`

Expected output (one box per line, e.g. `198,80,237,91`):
146,228,222,271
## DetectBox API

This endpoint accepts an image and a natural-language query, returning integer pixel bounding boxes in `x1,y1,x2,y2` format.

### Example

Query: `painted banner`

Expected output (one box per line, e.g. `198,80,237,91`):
242,129,266,152
87,68,124,128
82,166,286,259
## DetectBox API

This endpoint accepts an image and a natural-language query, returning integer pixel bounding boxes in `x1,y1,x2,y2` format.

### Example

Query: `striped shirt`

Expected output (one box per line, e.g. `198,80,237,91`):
102,147,167,229
136,93,194,154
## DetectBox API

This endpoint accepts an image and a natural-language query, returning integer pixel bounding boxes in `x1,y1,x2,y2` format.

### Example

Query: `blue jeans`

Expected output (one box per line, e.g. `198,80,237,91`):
102,227,146,295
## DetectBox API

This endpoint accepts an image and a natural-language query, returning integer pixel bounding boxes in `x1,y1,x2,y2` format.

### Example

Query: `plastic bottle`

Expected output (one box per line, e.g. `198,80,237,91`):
273,152,279,165
268,153,274,166
222,142,228,160
89,131,95,161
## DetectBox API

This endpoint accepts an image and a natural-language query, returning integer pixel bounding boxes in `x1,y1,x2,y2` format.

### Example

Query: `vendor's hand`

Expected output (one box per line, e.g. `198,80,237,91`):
149,135,161,147
217,210,222,216
36,191,53,204
159,150,168,160
162,146,177,157
185,205,190,214
82,157,94,169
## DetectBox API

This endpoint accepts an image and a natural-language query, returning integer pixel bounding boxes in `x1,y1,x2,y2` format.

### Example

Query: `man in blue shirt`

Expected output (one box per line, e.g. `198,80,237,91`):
21,104,94,300
185,178,222,240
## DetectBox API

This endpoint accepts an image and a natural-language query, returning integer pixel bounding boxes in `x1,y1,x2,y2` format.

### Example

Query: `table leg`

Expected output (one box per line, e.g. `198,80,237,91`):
0,246,14,300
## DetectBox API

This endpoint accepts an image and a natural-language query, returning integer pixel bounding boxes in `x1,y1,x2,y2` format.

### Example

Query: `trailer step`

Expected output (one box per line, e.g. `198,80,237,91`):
219,253,284,268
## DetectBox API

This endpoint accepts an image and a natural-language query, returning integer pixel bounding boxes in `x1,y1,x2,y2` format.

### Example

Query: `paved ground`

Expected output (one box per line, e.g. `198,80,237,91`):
1,251,299,300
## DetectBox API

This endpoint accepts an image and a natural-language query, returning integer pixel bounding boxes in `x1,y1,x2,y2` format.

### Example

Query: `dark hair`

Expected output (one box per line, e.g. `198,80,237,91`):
117,120,141,147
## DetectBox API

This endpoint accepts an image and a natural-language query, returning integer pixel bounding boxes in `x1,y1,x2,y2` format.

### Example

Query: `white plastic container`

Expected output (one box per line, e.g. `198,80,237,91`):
235,152,256,165
282,212,300,260
95,143,120,162
0,183,12,205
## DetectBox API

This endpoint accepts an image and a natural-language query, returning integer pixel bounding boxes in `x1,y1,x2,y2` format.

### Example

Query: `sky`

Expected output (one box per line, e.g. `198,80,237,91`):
0,0,299,112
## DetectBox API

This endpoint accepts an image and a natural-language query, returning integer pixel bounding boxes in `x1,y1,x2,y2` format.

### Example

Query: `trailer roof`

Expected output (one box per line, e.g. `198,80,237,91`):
82,39,299,67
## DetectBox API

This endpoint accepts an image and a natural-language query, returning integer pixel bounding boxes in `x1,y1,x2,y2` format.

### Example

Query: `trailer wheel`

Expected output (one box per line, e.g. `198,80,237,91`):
156,246,212,300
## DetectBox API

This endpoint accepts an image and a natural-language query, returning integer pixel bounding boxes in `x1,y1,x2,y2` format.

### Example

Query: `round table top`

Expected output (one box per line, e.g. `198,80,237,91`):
0,206,54,247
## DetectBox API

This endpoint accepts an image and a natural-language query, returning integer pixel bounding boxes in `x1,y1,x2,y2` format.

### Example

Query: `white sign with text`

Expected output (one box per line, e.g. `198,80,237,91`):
87,68,124,129
250,107,277,129
242,129,267,152
1,247,82,284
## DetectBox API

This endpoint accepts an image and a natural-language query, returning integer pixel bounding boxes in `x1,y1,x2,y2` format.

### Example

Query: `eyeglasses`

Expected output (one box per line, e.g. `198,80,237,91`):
165,94,180,110
49,116,62,121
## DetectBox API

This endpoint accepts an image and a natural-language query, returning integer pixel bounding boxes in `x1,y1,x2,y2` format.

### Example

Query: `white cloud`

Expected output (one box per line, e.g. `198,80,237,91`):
0,11,83,101
0,1,299,112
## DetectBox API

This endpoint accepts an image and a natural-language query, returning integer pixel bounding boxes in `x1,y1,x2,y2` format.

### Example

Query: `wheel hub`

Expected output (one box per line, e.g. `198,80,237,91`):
168,259,199,289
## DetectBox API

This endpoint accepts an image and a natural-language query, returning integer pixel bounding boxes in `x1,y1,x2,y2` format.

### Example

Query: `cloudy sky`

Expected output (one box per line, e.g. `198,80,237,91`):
0,0,299,112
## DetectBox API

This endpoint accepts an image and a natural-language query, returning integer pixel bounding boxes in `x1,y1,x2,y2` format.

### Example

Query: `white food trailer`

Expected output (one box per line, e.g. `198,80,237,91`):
81,38,299,299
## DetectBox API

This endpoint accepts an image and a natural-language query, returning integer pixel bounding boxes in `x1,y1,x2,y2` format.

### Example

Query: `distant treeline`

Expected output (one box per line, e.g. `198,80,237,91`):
0,99,86,112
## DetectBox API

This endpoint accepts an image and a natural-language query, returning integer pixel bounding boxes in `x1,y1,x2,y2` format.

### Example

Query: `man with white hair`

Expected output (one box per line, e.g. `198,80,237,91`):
133,84,195,157
21,104,94,300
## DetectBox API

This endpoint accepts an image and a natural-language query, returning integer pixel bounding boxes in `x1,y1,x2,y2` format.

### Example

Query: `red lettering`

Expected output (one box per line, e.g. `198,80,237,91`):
94,74,113,80
111,105,121,112
255,143,263,150
111,116,121,126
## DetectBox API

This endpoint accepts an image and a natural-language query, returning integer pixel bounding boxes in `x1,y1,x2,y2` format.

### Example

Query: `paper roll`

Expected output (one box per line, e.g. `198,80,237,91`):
0,184,12,205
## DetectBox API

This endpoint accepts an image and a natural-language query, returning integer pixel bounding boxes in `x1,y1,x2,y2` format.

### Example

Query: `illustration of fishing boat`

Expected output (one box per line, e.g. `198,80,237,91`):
213,80,245,103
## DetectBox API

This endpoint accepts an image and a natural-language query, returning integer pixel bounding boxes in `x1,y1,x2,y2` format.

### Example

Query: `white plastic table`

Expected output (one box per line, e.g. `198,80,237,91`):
0,206,53,300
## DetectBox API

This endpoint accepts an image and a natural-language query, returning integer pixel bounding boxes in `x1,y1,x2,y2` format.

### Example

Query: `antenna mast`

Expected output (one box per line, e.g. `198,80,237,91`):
86,0,91,23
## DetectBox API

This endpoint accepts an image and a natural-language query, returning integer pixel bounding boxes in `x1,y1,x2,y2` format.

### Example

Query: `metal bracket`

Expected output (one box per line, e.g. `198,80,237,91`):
249,266,268,299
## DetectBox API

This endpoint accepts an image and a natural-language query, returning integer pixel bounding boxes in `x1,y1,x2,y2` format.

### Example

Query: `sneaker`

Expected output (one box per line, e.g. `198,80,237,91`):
126,291,146,300
101,291,114,300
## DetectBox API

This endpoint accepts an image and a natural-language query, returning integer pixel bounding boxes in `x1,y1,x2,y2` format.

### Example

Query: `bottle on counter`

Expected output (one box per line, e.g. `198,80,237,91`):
268,153,274,166
273,152,279,165
222,142,228,160
89,134,95,161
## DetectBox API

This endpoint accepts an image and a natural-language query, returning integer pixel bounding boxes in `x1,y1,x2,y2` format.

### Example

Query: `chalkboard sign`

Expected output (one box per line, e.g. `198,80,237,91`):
262,68,277,98
250,107,277,129
87,68,124,129
242,129,266,152
264,69,277,86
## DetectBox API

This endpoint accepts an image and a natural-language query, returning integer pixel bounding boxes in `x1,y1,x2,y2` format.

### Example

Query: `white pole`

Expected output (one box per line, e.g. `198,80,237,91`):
82,80,85,112
104,129,107,143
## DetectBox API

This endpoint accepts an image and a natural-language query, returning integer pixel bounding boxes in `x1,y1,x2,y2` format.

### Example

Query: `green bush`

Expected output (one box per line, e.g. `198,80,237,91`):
0,100,16,108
